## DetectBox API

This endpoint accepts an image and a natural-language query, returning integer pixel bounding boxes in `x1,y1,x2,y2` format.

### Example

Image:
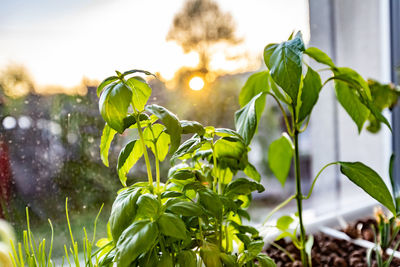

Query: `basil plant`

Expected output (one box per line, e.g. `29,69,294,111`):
237,32,398,267
96,70,275,266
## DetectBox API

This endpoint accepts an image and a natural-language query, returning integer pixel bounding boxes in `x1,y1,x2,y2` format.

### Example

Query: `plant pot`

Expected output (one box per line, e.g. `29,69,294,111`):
259,202,400,266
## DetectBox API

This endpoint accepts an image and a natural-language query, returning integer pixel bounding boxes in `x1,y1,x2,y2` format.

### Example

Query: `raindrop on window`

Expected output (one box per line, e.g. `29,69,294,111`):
49,121,61,135
2,116,16,129
18,116,31,129
67,133,78,144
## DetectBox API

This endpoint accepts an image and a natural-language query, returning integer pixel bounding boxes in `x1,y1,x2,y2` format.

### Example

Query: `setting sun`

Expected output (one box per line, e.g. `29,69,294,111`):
189,76,205,91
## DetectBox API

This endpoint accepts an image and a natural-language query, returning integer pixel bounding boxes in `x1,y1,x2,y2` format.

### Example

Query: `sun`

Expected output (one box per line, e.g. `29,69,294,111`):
189,76,205,91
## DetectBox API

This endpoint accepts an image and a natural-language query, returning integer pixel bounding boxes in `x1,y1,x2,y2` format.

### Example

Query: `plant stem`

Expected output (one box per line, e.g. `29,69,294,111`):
136,117,153,187
263,194,296,225
154,150,161,194
294,129,307,267
149,126,161,195
303,162,338,200
268,93,293,135
122,77,153,188
211,140,219,193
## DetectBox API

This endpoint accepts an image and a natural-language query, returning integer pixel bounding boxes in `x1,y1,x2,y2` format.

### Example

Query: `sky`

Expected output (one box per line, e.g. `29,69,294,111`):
0,0,310,93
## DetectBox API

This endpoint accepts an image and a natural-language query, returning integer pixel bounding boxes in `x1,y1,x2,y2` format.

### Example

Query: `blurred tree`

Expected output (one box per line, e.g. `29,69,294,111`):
0,65,34,98
167,0,241,72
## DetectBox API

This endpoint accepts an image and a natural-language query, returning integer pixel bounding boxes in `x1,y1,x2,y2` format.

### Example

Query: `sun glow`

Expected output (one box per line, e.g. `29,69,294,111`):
189,76,205,91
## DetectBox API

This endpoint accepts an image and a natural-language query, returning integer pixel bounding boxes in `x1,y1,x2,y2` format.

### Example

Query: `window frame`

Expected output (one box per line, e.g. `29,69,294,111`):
391,0,400,185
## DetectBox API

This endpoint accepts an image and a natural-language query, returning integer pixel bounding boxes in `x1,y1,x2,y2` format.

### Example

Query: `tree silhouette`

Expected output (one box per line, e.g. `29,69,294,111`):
167,0,241,71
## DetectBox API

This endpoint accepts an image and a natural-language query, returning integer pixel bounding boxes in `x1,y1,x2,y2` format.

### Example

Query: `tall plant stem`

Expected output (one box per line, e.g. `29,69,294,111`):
154,148,161,194
122,77,153,187
294,129,307,267
136,117,153,187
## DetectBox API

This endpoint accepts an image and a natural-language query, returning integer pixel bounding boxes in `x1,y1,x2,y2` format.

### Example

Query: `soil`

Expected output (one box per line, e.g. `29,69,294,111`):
264,231,400,266
343,218,377,243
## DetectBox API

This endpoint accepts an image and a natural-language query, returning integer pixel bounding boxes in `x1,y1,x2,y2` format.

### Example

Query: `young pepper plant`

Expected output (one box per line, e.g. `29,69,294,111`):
236,32,397,266
166,124,275,266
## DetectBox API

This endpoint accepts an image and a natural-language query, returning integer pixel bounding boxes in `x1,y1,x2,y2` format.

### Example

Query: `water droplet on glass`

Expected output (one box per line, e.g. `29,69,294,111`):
18,116,31,129
2,116,16,129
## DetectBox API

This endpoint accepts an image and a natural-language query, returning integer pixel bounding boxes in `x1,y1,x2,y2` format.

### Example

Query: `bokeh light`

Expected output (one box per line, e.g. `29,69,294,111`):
189,76,205,91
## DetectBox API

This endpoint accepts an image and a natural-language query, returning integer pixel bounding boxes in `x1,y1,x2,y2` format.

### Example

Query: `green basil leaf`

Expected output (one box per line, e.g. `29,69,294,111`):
169,169,195,180
145,104,182,155
264,32,305,102
219,253,237,267
268,134,294,186
99,82,132,134
214,137,247,161
237,209,251,221
100,123,117,167
158,213,187,240
245,240,264,262
97,76,118,97
171,135,202,163
200,243,222,267
136,194,160,220
229,221,259,236
143,123,170,161
304,47,335,68
98,248,116,266
239,71,270,107
157,253,173,267
181,120,205,136
199,189,223,218
122,69,155,77
117,140,143,186
257,254,277,267
335,80,370,133
215,128,244,141
298,67,322,122
339,161,396,215
115,220,158,267
225,178,264,196
109,187,142,241
166,200,203,216
160,191,183,199
177,251,197,267
123,113,150,130
244,163,261,182
235,92,266,145
125,77,152,112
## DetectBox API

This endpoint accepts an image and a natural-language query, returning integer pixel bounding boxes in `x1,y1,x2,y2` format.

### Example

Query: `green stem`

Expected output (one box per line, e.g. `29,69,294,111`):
293,128,307,267
263,194,296,225
211,140,219,193
303,162,339,199
155,151,161,194
121,77,153,188
219,220,223,251
298,115,311,133
271,242,296,262
268,93,293,136
225,223,229,252
149,126,161,195
136,117,153,187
